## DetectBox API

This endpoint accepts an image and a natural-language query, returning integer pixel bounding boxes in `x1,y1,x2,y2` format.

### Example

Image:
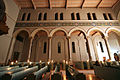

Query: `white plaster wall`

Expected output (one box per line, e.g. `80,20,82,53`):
92,34,109,61
70,34,89,61
51,36,68,62
0,0,19,63
108,32,120,61
30,37,48,62
36,37,48,62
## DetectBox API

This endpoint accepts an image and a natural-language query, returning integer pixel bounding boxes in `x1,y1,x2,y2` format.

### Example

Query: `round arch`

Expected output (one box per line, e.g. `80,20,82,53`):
68,27,87,36
106,27,120,36
31,28,49,38
13,28,30,38
50,28,68,37
87,27,106,37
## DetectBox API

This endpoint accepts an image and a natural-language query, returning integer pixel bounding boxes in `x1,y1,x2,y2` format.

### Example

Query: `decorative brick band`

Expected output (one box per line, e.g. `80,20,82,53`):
15,21,120,27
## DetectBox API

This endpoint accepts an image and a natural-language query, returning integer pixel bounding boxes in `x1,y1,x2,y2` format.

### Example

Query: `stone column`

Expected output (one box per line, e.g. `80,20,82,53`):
28,37,33,60
67,36,72,61
86,36,92,61
48,37,52,60
5,37,16,64
91,36,99,60
103,36,111,60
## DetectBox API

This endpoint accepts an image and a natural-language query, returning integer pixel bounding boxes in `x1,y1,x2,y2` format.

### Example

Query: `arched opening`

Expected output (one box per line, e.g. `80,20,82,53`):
12,30,30,62
89,30,109,61
107,30,120,61
30,30,48,62
70,30,89,61
51,30,68,62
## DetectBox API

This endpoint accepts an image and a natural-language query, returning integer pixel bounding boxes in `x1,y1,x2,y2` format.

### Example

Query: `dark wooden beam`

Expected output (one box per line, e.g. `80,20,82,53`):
80,0,85,9
48,0,52,9
31,0,36,9
96,0,102,8
112,0,120,8
65,0,67,8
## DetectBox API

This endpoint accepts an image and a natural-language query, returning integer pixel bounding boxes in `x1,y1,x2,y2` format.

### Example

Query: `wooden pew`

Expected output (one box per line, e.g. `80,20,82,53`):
51,64,63,80
66,65,86,80
0,66,19,72
26,66,49,80
2,66,38,80
0,66,28,79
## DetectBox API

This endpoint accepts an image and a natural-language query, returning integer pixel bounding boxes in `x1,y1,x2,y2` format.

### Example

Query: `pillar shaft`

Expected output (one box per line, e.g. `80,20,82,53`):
5,37,16,64
28,37,33,60
103,36,111,59
86,36,92,61
67,36,72,61
48,37,52,60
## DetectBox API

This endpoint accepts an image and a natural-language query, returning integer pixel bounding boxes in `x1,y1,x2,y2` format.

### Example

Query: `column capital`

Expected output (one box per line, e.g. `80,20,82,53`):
67,36,71,39
48,36,52,39
29,36,34,40
103,36,109,40
86,36,91,39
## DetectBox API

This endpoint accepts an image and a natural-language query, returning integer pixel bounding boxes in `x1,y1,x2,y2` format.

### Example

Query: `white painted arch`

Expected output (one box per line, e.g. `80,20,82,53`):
87,27,106,37
50,27,68,37
106,27,120,36
13,28,30,38
68,27,87,36
31,28,49,38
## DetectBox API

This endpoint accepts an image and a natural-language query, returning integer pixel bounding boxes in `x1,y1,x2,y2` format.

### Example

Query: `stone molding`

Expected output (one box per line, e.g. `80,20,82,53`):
15,21,120,27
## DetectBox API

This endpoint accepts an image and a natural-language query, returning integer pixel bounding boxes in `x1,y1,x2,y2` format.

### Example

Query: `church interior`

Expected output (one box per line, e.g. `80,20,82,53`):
0,0,120,80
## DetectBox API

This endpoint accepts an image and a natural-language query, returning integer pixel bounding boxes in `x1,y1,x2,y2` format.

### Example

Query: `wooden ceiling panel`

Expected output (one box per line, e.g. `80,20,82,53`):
14,0,119,8
99,0,118,7
17,0,33,8
51,0,65,7
34,0,49,7
83,0,101,7
67,0,83,7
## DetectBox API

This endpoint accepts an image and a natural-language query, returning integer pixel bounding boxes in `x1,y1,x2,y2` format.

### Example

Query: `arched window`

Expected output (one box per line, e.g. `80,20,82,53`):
87,13,92,20
76,13,80,20
44,13,47,20
92,13,97,20
55,13,58,20
43,42,47,53
38,13,42,20
72,42,76,53
27,13,31,21
103,13,108,20
99,42,104,52
108,13,113,20
71,13,75,20
21,13,26,21
58,42,61,53
60,13,63,20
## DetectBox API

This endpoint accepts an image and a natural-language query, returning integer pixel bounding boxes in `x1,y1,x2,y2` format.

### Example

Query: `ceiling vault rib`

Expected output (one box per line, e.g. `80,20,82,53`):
81,0,85,9
65,0,67,8
48,0,52,9
112,0,120,8
31,0,36,9
96,0,102,8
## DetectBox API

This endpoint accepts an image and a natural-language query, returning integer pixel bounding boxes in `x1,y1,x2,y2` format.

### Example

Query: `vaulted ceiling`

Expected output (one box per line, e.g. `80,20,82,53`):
14,0,119,9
